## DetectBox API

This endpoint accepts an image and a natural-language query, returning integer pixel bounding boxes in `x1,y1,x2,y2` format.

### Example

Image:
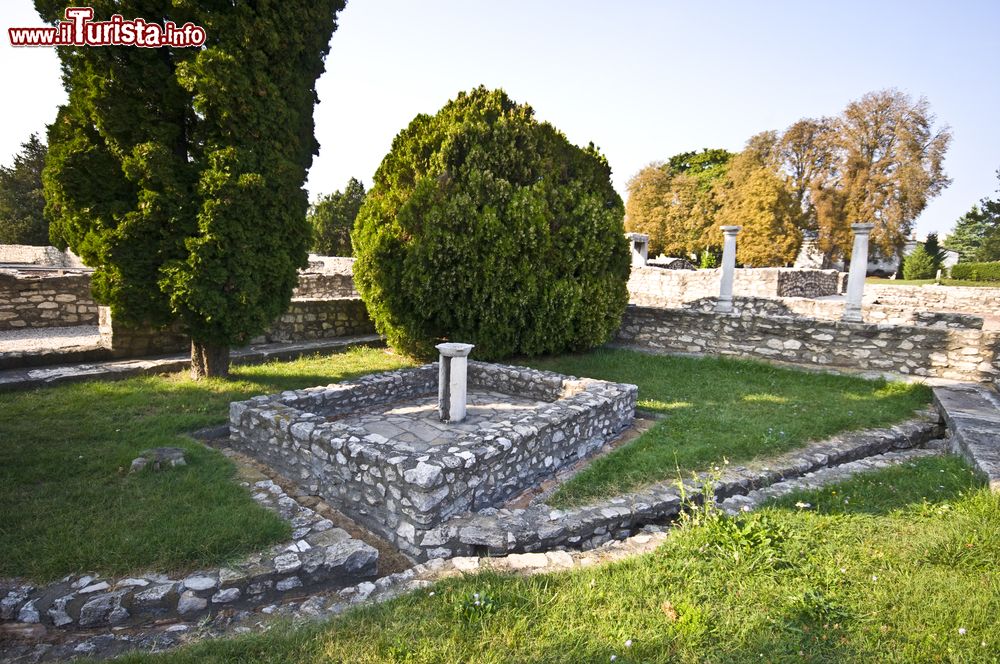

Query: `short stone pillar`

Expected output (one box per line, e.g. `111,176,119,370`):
841,223,875,322
715,225,741,313
436,342,475,423
625,232,649,267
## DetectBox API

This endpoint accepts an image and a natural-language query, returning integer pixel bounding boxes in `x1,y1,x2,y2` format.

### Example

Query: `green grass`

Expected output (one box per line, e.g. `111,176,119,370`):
865,277,996,287
524,349,931,508
0,347,415,582
111,455,999,663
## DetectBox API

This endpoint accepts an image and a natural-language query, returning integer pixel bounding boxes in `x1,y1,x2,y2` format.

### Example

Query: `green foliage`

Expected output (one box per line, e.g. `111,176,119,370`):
950,261,1000,282
945,205,995,262
309,177,366,256
625,149,732,257
0,133,48,245
699,250,720,269
529,349,930,507
38,0,344,353
0,346,413,581
352,87,630,360
923,232,945,272
902,245,937,280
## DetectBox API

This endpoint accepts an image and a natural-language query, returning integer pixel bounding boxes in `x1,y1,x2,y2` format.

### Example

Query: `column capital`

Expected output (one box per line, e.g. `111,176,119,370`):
720,225,742,234
436,342,474,358
850,223,875,234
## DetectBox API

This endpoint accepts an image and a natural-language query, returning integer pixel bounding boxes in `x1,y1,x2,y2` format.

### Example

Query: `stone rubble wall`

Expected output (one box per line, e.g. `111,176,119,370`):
616,305,1000,383
0,478,377,631
674,296,986,329
865,283,1000,316
257,298,373,343
627,266,842,306
0,271,99,330
228,363,637,560
428,417,941,558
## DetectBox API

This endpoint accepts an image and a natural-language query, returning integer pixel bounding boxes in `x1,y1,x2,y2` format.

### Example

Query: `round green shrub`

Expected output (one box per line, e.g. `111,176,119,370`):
352,87,630,360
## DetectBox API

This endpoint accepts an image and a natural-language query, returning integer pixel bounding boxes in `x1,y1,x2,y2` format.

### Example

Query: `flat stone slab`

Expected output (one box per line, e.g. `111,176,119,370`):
336,391,549,444
934,385,1000,492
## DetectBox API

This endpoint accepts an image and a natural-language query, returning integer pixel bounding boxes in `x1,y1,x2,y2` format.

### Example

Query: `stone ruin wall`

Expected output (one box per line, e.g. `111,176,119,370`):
865,283,1000,316
627,267,843,307
617,305,999,383
0,271,99,331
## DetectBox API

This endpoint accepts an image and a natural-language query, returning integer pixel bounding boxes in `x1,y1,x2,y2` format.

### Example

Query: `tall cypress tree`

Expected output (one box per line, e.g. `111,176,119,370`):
37,0,344,377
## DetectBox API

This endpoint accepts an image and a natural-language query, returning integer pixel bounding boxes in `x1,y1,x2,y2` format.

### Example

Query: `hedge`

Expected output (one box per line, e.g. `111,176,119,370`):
950,261,1000,282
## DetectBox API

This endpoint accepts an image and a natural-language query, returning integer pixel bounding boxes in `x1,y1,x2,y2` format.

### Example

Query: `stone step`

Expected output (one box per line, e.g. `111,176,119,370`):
934,384,1000,492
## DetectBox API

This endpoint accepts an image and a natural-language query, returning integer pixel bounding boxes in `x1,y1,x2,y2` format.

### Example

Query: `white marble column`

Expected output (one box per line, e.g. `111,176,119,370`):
625,232,649,267
436,342,475,423
842,223,874,322
715,225,741,313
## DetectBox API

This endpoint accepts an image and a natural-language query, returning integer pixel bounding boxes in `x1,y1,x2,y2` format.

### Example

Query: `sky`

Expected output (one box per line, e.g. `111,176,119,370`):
2,0,999,237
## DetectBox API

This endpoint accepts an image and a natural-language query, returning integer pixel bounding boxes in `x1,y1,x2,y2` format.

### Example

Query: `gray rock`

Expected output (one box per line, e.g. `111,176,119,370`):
79,591,128,627
133,583,176,606
211,588,241,604
130,447,187,473
48,594,76,627
273,552,302,574
79,581,110,594
182,574,217,591
403,461,443,488
276,576,302,591
17,599,40,623
177,591,208,615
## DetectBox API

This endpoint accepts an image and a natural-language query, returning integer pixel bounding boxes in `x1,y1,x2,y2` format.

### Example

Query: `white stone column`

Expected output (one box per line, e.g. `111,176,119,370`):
625,232,649,267
715,225,741,313
436,342,475,423
841,223,875,322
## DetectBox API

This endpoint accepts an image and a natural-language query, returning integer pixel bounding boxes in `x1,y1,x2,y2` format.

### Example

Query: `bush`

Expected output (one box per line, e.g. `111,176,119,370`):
352,87,630,360
950,261,1000,282
902,245,937,280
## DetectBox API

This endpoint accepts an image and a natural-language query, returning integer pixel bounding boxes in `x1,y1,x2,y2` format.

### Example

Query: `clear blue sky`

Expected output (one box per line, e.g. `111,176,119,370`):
2,0,998,237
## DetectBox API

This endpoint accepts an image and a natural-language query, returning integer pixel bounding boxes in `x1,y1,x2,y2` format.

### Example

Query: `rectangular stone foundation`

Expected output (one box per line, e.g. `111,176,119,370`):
229,362,637,558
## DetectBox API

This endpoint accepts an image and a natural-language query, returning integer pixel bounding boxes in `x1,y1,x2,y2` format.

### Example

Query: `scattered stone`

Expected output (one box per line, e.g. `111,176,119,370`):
130,447,187,473
182,575,217,592
211,588,241,604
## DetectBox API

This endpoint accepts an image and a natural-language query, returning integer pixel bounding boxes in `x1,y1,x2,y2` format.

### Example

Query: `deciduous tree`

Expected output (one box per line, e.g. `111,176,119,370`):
713,135,804,266
38,0,344,378
816,89,951,260
624,149,732,260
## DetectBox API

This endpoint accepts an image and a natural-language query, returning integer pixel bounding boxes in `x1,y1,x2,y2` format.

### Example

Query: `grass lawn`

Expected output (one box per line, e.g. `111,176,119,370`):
113,455,998,663
0,346,929,582
0,347,415,583
526,349,931,508
865,277,997,287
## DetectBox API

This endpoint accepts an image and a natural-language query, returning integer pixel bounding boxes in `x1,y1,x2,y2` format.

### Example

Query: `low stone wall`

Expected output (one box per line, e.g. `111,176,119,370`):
294,256,357,298
628,266,841,306
0,244,84,268
257,298,373,343
228,363,637,559
99,307,189,357
865,283,1000,315
677,296,987,330
616,305,1000,382
0,271,98,330
0,477,377,630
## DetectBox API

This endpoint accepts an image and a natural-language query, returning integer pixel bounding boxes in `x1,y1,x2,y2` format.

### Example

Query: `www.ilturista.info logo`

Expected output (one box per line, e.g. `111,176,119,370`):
9,7,206,47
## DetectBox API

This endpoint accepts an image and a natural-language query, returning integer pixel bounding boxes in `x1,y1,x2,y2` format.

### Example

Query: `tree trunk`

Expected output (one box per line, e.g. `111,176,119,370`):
190,340,230,379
